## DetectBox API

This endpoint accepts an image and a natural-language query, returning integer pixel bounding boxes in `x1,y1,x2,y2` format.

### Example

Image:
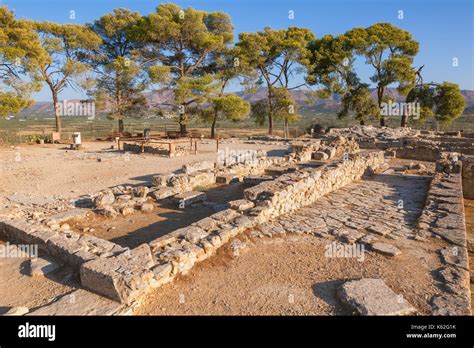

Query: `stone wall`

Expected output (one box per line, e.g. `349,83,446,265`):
243,151,385,221
0,218,126,269
394,144,442,162
462,155,474,199
416,154,471,315
150,136,359,198
123,143,189,157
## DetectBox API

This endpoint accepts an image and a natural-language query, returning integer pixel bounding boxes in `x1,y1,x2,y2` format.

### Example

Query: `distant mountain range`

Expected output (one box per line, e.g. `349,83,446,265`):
17,87,474,117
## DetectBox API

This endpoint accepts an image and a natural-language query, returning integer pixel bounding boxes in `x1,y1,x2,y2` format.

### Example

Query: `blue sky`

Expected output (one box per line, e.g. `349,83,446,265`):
3,0,473,100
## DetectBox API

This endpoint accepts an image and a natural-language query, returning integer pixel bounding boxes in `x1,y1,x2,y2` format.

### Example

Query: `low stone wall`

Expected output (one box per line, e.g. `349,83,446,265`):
151,136,359,198
243,151,385,221
462,155,474,199
416,154,471,315
394,144,442,162
123,143,189,157
0,218,126,269
326,126,474,156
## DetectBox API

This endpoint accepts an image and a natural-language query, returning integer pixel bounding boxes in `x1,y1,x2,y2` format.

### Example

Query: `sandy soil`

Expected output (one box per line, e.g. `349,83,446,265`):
0,140,287,201
0,239,79,312
135,233,445,315
0,139,287,311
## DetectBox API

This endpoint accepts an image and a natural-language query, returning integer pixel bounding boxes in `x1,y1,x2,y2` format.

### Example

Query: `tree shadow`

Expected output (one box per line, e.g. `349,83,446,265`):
110,204,214,249
110,183,246,248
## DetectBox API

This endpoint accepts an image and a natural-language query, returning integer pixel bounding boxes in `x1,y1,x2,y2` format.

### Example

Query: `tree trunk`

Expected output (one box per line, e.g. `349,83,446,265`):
115,72,124,134
179,119,187,134
211,113,217,139
267,87,274,135
52,91,61,133
377,86,385,127
400,114,408,127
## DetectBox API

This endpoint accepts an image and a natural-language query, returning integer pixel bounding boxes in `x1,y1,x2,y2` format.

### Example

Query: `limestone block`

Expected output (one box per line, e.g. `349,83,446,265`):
229,199,255,211
182,161,215,174
150,187,180,200
312,151,329,161
80,244,155,304
174,191,207,207
338,278,417,315
94,191,115,208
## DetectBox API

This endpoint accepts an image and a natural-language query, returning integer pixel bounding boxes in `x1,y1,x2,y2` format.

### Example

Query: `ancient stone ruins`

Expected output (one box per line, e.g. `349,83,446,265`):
1,125,473,315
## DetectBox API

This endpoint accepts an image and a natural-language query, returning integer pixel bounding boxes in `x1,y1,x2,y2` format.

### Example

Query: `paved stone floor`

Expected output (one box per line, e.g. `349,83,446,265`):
255,173,431,243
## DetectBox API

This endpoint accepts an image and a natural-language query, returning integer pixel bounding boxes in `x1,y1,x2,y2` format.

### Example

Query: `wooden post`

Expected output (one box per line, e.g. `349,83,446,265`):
169,142,175,157
194,141,197,155
216,137,219,151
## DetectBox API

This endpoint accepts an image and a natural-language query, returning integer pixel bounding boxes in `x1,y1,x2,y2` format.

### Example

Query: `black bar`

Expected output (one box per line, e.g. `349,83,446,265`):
0,316,472,346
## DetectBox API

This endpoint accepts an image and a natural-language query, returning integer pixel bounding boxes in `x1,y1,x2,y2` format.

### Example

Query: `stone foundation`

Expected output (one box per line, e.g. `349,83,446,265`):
462,155,474,199
123,142,189,157
416,154,471,315
0,219,126,269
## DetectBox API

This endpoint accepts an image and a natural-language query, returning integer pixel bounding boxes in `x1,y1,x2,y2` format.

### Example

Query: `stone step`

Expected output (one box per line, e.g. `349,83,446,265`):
174,191,207,207
243,175,273,185
44,209,89,226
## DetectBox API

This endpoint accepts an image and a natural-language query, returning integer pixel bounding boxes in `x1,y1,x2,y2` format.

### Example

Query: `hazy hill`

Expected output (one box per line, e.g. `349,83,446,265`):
18,87,474,118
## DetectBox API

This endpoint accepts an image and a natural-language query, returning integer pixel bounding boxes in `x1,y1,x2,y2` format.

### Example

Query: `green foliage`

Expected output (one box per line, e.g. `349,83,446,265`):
435,82,465,124
306,34,358,95
0,92,34,116
209,94,250,122
407,82,465,126
306,33,375,124
1,3,467,136
140,3,234,131
338,84,379,123
29,19,101,131
0,6,43,117
81,8,147,130
250,99,268,127
251,88,301,125
236,26,314,134
26,134,52,143
346,23,419,125
406,84,435,123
